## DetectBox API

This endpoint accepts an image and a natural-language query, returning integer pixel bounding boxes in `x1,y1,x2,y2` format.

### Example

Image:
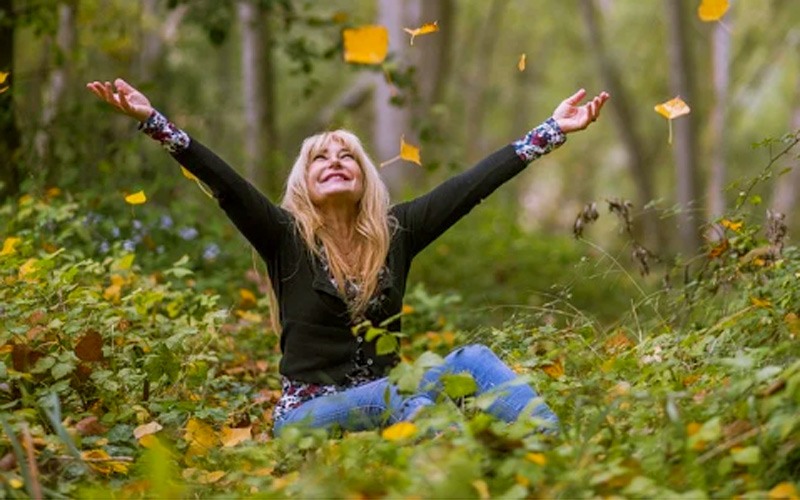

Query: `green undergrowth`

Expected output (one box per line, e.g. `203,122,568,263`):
1,193,799,499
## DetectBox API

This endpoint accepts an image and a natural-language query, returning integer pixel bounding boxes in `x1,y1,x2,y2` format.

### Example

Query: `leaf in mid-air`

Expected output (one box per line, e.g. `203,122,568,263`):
698,0,729,22
654,96,691,120
518,53,527,72
343,25,389,65
124,191,147,205
0,71,8,94
403,21,439,45
400,136,422,165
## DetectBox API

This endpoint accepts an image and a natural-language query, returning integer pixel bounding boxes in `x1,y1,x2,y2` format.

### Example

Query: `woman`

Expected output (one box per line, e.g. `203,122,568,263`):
87,78,608,435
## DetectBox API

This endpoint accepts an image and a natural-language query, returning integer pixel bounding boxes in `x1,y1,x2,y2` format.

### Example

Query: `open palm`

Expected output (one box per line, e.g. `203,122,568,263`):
552,89,610,134
86,79,153,122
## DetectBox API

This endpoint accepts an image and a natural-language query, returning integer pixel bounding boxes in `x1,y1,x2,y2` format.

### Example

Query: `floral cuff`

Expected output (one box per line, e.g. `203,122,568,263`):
512,117,567,163
138,110,190,153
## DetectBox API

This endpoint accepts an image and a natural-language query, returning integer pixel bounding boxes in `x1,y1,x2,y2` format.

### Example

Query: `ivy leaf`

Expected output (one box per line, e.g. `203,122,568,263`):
698,0,729,22
124,191,147,205
403,21,439,45
342,25,388,65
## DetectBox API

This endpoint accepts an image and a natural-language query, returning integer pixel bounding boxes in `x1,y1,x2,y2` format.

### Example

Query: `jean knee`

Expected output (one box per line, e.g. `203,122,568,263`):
449,344,495,363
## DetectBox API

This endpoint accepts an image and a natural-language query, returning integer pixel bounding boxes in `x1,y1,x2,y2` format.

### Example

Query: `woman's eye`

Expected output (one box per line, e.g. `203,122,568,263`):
341,153,354,160
313,154,326,161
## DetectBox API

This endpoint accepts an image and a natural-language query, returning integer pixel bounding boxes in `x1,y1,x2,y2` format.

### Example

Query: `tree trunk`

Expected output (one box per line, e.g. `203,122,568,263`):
0,0,22,202
578,0,662,248
665,0,702,256
35,0,77,186
140,0,187,83
238,0,279,193
770,75,800,222
412,0,453,108
373,0,419,195
706,12,731,223
463,0,509,162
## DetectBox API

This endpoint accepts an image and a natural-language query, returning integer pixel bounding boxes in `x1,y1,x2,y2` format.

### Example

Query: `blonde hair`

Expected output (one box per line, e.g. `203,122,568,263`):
266,130,392,332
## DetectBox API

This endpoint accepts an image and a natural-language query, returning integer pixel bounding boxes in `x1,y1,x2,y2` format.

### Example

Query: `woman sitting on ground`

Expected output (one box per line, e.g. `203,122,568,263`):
87,78,608,435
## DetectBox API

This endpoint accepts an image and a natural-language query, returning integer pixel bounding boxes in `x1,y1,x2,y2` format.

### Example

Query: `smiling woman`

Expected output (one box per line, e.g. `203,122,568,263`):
86,78,608,436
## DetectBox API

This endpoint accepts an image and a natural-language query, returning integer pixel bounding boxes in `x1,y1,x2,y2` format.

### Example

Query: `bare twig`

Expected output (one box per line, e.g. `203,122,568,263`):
21,424,43,500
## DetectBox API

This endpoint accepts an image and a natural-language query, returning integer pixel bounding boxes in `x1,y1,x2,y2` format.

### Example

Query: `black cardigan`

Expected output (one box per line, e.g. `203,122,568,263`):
173,140,538,385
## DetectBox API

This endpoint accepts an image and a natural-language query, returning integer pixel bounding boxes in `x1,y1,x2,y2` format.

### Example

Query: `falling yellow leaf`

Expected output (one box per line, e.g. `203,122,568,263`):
400,136,422,165
402,304,415,315
720,219,743,232
381,421,417,441
0,70,8,94
124,191,147,205
343,25,389,65
220,426,252,448
655,96,691,144
698,0,729,22
525,452,547,465
517,53,527,72
9,478,23,489
655,96,691,120
769,482,799,500
134,421,163,440
0,237,22,256
180,166,198,181
403,21,439,45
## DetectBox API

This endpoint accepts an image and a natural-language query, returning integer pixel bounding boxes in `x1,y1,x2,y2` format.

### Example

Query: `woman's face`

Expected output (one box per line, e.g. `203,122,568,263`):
306,139,364,208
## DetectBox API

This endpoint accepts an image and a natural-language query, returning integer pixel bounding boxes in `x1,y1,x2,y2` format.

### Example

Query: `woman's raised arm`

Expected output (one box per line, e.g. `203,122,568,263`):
86,78,289,261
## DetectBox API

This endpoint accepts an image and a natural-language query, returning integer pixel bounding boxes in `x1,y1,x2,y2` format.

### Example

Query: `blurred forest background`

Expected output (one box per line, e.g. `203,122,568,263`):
2,0,800,322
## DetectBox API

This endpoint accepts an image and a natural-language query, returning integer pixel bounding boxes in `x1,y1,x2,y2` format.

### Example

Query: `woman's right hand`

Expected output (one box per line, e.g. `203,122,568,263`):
86,78,153,122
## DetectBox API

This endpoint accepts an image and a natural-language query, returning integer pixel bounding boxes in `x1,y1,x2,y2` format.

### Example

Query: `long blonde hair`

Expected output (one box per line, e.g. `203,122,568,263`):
266,130,392,332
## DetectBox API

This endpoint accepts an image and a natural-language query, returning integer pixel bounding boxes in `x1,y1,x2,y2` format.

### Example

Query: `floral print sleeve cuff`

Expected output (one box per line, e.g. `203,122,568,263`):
512,117,567,163
139,110,190,153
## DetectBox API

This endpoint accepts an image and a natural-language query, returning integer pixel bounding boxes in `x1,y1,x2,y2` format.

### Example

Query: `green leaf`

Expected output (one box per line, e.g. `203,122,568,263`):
113,254,135,271
376,334,398,355
731,446,760,465
51,361,75,380
441,373,477,399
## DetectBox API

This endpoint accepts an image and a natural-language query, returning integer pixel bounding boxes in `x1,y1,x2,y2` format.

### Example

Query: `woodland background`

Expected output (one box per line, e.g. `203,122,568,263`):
1,0,799,498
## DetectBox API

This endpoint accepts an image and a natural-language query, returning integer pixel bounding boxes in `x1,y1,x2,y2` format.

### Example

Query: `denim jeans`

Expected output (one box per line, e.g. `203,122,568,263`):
272,344,559,435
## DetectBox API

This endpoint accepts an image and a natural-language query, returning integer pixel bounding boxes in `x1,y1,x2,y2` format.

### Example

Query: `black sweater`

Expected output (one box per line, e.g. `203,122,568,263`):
173,137,554,385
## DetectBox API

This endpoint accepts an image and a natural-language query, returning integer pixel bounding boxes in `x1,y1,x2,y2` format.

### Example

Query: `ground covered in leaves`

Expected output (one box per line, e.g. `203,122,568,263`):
1,194,799,499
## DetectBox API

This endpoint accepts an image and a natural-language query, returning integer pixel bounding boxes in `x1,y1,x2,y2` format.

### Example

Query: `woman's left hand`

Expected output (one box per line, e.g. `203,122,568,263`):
552,89,610,134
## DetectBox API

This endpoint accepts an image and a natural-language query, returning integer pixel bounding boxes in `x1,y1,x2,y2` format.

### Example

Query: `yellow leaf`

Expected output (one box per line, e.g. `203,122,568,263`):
134,421,163,440
0,236,22,256
655,96,691,120
769,482,799,500
19,258,39,279
124,191,147,205
9,478,23,489
45,187,61,199
184,418,219,464
698,0,729,22
750,296,771,309
197,470,226,484
784,313,800,337
381,421,417,441
239,288,257,308
0,71,8,84
720,219,743,232
220,426,251,448
472,479,490,499
180,166,198,181
235,309,263,323
138,434,160,449
400,136,422,165
343,25,389,65
81,449,130,475
517,53,527,72
403,21,439,45
104,284,122,303
541,359,564,379
525,452,547,465
402,304,415,314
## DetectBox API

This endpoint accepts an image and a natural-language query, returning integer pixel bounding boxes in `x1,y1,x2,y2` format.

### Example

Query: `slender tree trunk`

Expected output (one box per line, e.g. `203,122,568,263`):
771,75,800,222
706,13,731,223
35,0,77,186
140,0,187,83
412,0,453,108
238,0,279,193
578,0,662,248
665,0,702,256
0,0,22,202
464,0,509,162
373,0,419,195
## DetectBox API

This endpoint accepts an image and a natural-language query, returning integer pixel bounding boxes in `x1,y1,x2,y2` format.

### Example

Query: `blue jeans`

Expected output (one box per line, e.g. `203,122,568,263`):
272,344,559,435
